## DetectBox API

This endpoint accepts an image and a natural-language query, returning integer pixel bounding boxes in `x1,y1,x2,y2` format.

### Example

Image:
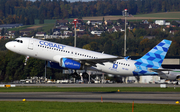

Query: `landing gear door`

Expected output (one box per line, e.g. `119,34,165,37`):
28,39,33,50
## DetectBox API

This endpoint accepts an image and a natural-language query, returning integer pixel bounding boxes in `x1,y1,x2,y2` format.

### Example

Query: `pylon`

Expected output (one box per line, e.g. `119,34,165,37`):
132,101,134,112
101,96,103,102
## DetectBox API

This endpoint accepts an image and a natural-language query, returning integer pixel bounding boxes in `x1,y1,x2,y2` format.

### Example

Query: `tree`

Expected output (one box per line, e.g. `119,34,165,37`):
89,42,98,51
103,40,112,54
83,44,91,50
15,30,20,38
1,28,5,36
39,13,44,24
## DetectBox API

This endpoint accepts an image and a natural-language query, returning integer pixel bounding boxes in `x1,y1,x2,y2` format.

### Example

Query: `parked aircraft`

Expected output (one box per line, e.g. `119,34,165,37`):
5,37,172,78
152,68,180,84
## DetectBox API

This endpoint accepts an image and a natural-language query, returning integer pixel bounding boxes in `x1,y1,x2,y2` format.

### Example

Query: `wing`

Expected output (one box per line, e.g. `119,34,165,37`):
53,55,124,66
150,68,173,73
77,56,124,66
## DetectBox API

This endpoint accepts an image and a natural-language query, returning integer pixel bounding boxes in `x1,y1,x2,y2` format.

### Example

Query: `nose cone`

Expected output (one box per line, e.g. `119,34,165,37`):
5,42,11,50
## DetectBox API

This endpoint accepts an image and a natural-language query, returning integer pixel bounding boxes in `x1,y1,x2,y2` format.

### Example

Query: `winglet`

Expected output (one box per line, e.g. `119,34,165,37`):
124,56,129,60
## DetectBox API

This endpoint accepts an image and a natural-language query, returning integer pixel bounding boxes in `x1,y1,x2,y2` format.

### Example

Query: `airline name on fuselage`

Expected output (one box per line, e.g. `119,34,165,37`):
65,62,80,67
39,41,66,49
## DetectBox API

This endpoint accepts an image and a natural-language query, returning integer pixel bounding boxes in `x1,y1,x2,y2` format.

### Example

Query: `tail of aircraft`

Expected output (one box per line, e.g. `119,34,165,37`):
133,39,172,75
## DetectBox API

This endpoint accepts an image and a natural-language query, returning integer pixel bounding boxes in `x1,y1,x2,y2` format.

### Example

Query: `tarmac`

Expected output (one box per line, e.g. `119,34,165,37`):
0,83,180,104
12,83,180,87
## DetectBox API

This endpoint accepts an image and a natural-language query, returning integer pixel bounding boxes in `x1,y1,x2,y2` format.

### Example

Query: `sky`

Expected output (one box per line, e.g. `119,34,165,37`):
31,0,94,2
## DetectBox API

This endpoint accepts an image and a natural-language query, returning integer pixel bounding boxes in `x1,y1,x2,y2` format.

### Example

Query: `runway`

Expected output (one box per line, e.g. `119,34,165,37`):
1,84,180,104
12,83,180,87
0,91,180,104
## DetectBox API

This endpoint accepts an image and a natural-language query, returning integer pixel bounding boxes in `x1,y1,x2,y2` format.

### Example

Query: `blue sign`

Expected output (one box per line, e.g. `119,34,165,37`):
39,41,66,49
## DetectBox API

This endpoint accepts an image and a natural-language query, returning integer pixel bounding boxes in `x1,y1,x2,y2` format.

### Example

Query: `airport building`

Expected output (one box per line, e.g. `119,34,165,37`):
0,24,23,29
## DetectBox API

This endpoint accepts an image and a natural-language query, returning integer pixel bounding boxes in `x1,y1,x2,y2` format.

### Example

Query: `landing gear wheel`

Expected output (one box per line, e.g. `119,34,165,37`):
70,72,80,79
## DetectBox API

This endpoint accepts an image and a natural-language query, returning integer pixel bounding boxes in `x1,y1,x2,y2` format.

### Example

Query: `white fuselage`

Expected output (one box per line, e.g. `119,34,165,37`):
5,37,137,76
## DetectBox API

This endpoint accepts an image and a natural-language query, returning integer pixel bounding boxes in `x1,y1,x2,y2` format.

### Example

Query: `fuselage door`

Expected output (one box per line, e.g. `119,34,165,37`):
28,39,33,50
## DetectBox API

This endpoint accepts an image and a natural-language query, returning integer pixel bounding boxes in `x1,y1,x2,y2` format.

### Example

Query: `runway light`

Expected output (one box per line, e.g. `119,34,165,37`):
176,101,179,104
5,85,11,88
22,99,26,102
117,89,120,92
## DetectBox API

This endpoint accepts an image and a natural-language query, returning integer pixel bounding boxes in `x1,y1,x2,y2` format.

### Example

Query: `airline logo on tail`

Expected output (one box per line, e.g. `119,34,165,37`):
133,39,172,75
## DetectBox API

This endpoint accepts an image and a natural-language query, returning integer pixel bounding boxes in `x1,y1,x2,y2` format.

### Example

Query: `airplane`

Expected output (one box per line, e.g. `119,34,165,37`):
5,37,172,79
152,68,180,84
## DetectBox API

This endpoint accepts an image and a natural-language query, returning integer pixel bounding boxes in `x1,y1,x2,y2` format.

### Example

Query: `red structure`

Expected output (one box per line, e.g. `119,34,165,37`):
73,19,78,28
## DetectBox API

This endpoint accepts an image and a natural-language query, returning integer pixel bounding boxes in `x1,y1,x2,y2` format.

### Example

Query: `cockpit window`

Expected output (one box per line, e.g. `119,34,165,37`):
14,39,23,43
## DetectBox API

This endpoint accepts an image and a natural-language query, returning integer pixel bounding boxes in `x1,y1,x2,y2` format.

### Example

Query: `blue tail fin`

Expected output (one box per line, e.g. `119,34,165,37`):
133,39,172,75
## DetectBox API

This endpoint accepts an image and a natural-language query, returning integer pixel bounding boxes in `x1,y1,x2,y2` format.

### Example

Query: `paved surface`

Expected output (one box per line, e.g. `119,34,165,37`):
0,92,179,104
1,84,180,104
6,83,180,87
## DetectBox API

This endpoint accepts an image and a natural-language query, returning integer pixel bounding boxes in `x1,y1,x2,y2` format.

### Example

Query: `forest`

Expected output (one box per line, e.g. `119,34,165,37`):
0,0,180,25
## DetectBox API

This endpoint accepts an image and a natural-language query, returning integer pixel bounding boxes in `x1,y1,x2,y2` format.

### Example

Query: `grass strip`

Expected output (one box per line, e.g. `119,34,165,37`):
0,101,179,112
0,87,180,92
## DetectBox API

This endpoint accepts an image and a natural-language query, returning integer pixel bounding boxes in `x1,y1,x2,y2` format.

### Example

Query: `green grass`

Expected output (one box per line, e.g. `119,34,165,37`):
35,19,74,25
0,87,180,92
40,23,55,33
0,101,179,112
8,25,34,31
8,23,54,34
35,19,57,24
134,12,180,18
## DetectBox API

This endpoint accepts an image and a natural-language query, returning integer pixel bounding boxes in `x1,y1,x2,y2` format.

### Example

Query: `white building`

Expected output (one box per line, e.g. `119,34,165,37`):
87,21,102,25
35,32,46,38
91,31,103,36
140,76,160,83
155,20,166,25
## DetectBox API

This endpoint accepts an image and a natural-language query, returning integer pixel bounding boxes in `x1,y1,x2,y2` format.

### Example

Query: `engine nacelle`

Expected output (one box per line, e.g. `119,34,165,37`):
60,58,82,69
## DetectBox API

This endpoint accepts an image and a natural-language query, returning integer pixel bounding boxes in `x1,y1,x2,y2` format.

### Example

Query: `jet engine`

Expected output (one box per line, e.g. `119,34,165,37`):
59,58,82,69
